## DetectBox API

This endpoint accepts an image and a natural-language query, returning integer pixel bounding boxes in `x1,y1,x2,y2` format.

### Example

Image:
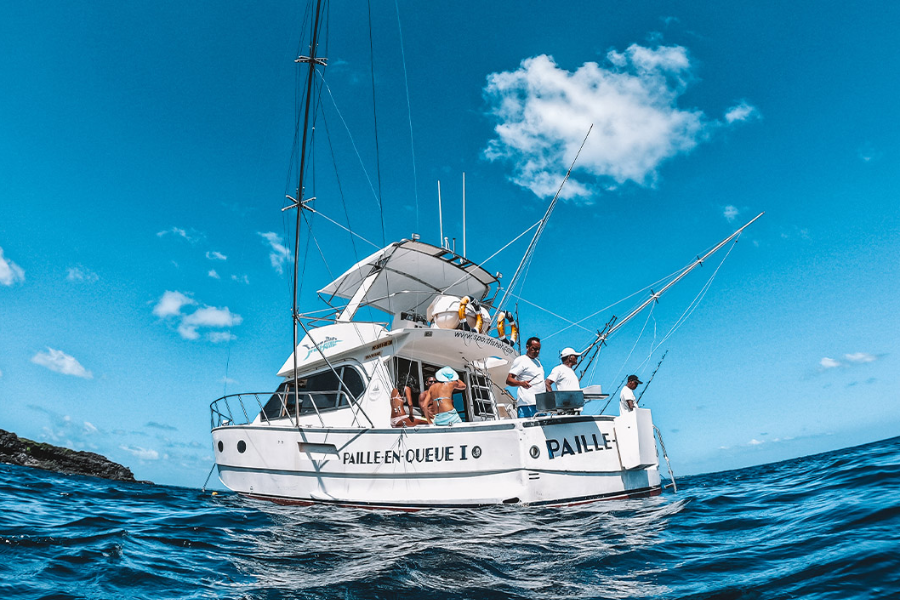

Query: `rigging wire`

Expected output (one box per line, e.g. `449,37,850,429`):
393,0,420,232
303,205,380,249
612,300,656,384
319,109,362,261
316,74,381,213
366,0,387,247
648,235,741,354
611,236,741,382
439,219,540,294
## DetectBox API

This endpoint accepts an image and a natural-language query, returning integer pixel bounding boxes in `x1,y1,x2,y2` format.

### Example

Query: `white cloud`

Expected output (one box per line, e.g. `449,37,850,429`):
724,101,760,124
0,368,3,377
153,291,242,341
31,348,93,379
845,352,877,364
819,352,879,371
857,142,881,162
0,246,25,286
748,438,763,445
220,376,239,385
483,46,710,201
820,357,841,369
176,306,242,340
66,265,99,283
723,205,739,223
208,269,220,279
153,290,196,318
208,331,237,343
83,421,98,435
206,251,227,261
120,445,160,460
231,274,250,284
259,232,292,274
157,227,202,243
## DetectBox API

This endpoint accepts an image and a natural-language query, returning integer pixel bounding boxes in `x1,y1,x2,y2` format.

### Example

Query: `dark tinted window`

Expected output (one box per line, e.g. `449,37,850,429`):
260,365,366,420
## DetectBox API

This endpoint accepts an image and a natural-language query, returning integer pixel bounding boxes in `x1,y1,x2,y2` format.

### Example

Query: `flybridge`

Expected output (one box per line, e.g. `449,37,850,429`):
317,239,499,320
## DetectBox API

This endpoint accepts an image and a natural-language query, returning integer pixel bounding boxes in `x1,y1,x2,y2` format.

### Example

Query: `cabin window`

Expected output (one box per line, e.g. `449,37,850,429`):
394,357,422,392
260,364,366,420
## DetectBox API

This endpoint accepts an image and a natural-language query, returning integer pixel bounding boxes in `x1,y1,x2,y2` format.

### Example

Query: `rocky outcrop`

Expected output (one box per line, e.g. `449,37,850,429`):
0,429,139,482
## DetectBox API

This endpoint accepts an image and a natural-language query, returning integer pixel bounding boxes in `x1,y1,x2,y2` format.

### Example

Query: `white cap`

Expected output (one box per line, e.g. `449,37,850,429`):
560,347,581,359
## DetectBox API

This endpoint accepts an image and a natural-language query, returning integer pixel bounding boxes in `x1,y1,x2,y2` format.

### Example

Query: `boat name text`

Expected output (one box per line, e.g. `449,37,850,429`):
342,444,479,465
545,433,612,459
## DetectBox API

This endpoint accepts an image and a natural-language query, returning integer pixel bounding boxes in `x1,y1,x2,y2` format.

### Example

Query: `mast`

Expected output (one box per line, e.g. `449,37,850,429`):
289,0,327,396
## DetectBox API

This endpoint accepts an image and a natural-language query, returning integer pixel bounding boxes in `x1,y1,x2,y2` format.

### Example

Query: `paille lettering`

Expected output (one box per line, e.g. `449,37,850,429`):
545,433,612,459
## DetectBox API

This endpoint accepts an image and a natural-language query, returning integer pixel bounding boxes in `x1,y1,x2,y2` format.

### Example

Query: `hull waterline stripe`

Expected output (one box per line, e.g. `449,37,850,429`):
239,485,662,510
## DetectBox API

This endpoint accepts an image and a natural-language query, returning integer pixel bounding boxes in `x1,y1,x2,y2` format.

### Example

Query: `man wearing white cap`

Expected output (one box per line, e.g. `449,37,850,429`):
544,347,582,392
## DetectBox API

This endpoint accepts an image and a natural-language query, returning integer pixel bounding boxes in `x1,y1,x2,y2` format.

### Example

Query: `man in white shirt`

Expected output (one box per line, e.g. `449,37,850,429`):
545,347,581,392
506,337,544,418
619,374,642,414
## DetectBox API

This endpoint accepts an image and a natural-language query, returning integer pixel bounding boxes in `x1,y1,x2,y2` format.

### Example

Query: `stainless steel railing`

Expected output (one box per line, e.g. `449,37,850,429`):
209,390,354,428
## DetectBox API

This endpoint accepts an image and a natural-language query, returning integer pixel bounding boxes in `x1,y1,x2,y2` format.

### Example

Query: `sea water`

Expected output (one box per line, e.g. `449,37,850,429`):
2,436,899,599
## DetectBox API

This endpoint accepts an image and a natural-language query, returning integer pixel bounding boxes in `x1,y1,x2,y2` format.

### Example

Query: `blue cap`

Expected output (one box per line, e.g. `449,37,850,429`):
435,366,459,382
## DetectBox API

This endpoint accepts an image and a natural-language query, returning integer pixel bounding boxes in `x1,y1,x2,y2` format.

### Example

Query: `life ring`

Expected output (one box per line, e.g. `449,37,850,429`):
458,296,484,332
496,311,517,344
458,296,472,321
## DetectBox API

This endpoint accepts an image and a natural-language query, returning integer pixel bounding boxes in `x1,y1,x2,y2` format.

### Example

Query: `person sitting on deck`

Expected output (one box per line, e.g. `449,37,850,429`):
545,347,582,392
389,374,430,428
426,367,466,426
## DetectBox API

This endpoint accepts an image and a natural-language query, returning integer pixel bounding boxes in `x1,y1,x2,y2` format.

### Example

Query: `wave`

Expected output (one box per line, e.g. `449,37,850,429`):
1,436,898,599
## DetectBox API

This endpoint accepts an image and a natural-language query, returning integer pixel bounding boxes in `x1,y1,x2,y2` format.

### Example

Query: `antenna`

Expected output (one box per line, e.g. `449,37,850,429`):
462,172,467,257
437,180,444,248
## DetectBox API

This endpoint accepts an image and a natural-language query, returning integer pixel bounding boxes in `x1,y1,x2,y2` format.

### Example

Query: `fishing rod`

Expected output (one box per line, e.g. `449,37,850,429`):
636,349,668,405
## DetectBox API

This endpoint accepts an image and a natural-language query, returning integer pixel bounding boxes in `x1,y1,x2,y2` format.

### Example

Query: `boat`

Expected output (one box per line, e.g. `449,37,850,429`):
208,2,761,509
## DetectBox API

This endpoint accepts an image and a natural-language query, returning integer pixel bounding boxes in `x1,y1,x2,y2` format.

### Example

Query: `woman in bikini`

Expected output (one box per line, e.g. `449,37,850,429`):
427,366,466,426
389,374,430,427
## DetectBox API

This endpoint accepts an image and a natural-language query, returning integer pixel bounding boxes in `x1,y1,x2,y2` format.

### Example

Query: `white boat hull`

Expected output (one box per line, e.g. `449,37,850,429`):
213,409,661,508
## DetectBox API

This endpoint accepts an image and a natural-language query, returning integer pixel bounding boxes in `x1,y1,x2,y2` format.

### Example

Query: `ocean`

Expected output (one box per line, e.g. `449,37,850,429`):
2,436,899,600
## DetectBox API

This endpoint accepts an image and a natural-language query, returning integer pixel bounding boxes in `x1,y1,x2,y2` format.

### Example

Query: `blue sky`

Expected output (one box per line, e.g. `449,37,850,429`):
1,1,897,488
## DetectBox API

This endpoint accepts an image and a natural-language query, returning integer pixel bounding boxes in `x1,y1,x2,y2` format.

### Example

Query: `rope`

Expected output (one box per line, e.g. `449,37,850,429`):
201,462,217,492
654,425,677,492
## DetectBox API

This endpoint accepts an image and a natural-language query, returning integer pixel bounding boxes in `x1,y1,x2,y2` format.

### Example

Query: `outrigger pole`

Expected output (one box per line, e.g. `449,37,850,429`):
579,212,764,362
495,125,593,318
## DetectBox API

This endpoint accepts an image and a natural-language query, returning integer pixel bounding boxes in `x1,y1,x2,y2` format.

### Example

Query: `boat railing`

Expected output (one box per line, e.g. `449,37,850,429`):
210,389,356,428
